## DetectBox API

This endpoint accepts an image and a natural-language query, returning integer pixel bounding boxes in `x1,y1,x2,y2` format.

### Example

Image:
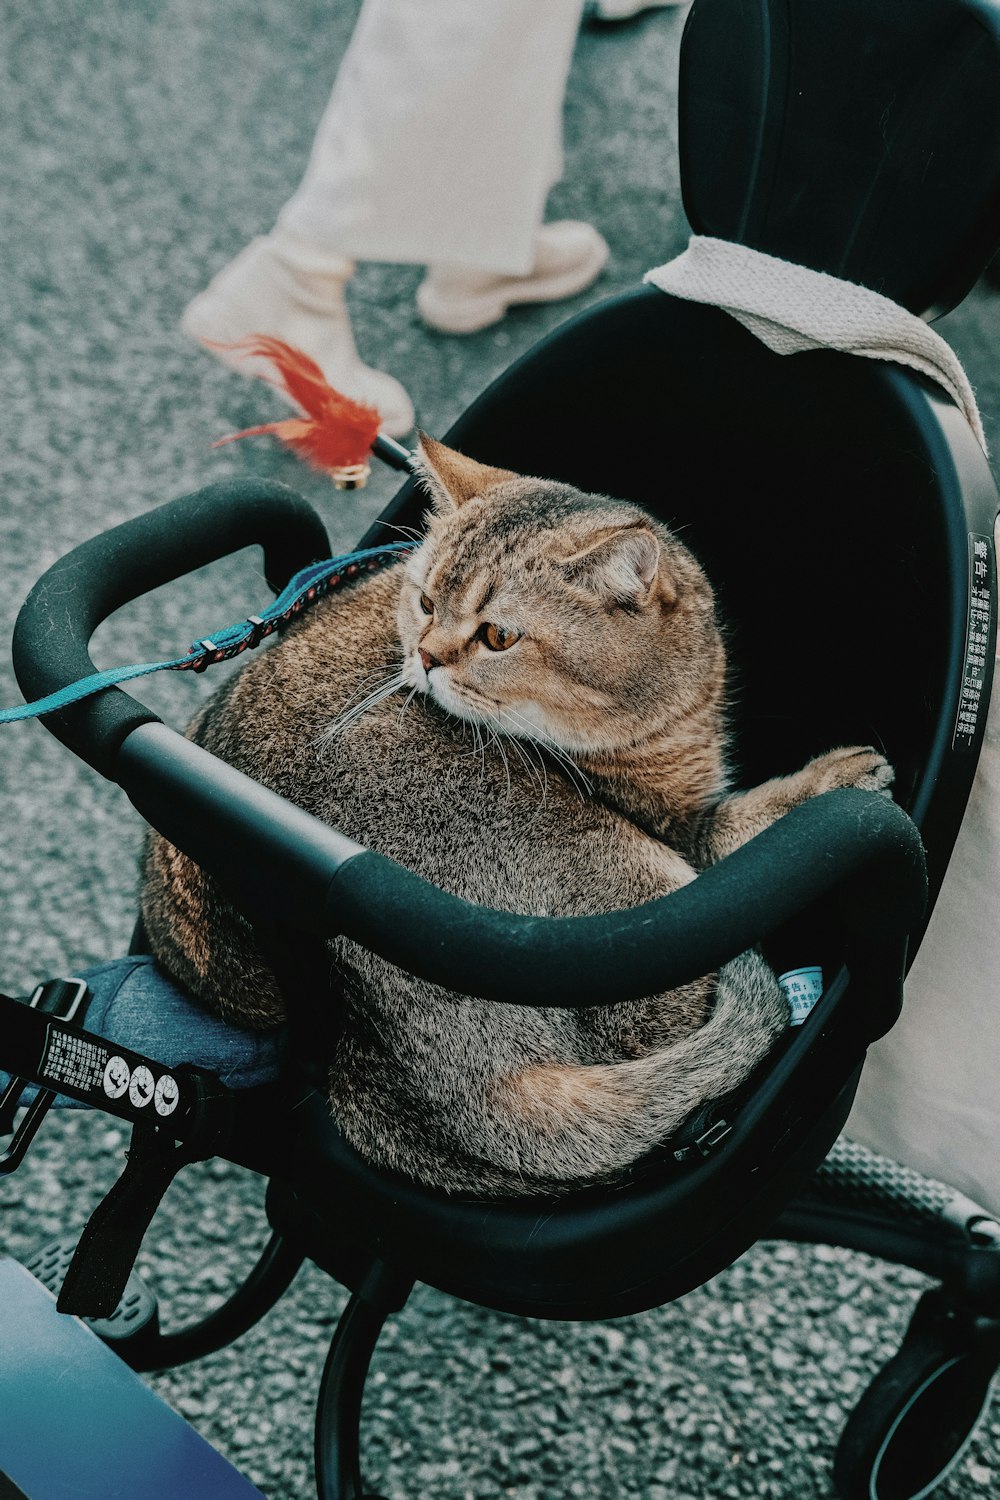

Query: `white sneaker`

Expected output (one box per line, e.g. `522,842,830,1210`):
181,230,416,438
587,0,690,20
416,222,610,335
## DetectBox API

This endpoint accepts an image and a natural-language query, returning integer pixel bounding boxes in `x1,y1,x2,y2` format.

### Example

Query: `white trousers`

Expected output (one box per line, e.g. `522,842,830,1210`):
277,0,586,276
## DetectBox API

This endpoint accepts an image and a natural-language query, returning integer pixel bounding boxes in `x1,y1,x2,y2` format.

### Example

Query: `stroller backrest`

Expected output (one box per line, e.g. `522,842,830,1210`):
679,0,1000,317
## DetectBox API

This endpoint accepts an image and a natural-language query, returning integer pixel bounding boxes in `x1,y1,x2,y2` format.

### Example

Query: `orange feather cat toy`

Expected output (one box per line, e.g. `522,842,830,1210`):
209,334,385,488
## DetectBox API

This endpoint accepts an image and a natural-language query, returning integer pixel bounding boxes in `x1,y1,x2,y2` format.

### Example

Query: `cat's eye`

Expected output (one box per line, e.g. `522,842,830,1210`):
478,622,521,652
419,592,434,615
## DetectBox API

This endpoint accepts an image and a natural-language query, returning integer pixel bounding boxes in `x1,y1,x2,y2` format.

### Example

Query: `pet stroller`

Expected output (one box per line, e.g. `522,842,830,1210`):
2,0,1000,1496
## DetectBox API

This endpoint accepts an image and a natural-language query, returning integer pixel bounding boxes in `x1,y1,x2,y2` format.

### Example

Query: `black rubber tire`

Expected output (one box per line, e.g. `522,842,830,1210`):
833,1289,1000,1500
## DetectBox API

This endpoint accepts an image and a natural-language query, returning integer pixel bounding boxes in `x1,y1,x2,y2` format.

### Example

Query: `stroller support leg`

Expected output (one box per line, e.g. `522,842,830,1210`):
315,1261,413,1500
135,1227,307,1372
833,1286,1000,1500
775,1140,1000,1499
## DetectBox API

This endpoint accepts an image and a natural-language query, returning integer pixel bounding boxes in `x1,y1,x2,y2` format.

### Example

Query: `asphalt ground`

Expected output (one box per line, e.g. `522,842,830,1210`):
0,2,998,1497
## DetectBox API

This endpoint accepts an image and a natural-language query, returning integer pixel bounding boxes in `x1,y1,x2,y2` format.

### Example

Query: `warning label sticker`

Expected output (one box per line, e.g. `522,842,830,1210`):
41,1028,110,1095
953,533,995,753
37,1027,187,1125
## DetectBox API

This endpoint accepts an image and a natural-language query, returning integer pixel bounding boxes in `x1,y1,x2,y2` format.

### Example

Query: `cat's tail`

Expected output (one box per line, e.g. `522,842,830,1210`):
499,953,789,1186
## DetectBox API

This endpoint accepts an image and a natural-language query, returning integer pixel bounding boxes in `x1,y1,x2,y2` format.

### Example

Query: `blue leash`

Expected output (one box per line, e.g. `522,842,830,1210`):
0,541,418,725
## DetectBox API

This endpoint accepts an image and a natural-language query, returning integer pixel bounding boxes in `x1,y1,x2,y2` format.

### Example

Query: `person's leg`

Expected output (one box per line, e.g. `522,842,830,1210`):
278,0,587,275
184,0,598,419
182,229,416,437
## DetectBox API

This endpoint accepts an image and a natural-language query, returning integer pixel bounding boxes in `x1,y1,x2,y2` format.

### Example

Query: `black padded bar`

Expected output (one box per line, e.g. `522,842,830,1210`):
118,723,366,933
326,788,926,1013
11,480,330,777
118,717,926,1013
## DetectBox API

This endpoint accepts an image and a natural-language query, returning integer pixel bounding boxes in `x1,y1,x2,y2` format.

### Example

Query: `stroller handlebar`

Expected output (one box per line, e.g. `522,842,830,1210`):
119,720,926,1014
11,479,331,776
11,480,927,1011
331,788,926,1012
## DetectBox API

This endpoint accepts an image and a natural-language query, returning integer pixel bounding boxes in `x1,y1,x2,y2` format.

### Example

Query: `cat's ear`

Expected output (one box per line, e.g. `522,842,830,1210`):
416,433,517,513
560,525,672,608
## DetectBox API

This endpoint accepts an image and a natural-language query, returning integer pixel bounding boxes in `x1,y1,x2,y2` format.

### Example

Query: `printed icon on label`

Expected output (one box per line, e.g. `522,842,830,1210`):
129,1064,155,1109
103,1055,131,1100
154,1074,180,1117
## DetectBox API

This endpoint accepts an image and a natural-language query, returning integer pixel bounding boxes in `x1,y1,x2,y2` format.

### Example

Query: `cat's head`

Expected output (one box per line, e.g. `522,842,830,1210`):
397,437,725,757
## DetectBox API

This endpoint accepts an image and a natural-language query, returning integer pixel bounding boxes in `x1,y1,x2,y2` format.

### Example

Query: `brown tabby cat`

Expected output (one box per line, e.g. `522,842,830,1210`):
141,439,893,1196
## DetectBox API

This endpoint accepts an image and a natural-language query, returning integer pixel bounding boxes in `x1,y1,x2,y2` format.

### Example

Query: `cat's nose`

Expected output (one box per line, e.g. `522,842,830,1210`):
418,647,441,673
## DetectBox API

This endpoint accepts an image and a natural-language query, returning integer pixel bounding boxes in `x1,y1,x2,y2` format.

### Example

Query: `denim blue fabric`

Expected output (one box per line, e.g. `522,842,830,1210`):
1,955,285,1107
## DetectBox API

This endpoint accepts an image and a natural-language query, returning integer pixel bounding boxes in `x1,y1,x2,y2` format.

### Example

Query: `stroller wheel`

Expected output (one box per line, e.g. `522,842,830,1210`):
833,1288,1000,1500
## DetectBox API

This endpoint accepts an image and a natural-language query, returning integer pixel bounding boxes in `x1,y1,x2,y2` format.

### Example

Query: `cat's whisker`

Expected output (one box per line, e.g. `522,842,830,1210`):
539,739,589,801
328,678,404,732
456,717,483,760
494,702,545,742
499,726,548,811
396,684,421,733
375,521,426,543
326,664,404,722
522,731,594,800
496,711,552,804
549,748,594,801
524,738,551,810
459,717,477,760
564,764,594,801
485,721,513,803
320,672,407,747
497,705,592,801
481,719,512,804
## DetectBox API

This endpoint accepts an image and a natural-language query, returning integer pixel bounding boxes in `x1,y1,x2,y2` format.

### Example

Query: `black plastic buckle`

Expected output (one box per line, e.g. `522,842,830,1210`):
246,615,267,649
192,639,217,673
671,1116,732,1165
27,976,89,1023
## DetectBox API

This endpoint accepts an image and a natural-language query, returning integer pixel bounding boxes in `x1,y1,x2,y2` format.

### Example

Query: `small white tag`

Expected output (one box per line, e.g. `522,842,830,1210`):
778,966,824,1026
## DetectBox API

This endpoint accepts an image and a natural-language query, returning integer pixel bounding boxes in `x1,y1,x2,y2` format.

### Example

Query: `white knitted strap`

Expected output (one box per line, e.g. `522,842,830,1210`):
645,235,986,453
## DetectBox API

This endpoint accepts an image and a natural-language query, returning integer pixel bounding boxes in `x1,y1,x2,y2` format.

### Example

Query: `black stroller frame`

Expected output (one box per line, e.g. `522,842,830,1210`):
5,2,1000,1497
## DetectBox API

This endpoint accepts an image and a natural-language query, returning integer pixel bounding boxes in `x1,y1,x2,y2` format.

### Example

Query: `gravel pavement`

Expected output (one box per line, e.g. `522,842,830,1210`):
1,3,998,1497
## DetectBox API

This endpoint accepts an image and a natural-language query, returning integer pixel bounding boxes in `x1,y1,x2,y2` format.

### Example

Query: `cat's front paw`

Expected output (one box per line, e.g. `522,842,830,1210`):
801,745,895,798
